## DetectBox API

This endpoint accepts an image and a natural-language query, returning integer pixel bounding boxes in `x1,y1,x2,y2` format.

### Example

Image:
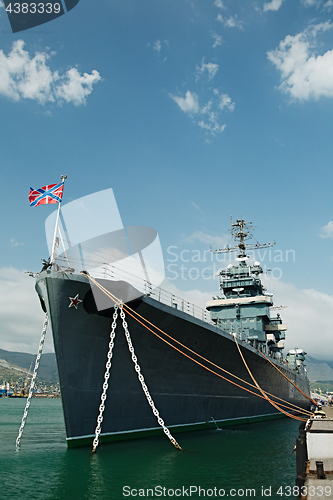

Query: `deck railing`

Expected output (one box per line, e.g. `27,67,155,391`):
56,259,212,324
88,264,214,325
143,282,212,324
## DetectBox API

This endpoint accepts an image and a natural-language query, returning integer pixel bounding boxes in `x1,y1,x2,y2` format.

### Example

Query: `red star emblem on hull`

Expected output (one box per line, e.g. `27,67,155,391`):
68,294,82,309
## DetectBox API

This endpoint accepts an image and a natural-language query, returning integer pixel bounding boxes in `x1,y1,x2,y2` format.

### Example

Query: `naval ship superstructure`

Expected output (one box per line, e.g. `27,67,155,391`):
207,219,306,375
35,210,310,448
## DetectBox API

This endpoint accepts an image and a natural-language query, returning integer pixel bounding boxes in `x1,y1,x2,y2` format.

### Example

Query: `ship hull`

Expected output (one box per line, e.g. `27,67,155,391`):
36,271,310,448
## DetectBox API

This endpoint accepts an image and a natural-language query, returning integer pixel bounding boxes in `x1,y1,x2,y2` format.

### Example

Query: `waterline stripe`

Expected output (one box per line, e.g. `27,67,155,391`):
66,412,287,448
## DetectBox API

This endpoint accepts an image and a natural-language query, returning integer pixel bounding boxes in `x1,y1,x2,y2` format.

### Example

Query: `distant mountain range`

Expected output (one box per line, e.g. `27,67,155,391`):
305,356,333,382
0,349,332,385
0,349,58,383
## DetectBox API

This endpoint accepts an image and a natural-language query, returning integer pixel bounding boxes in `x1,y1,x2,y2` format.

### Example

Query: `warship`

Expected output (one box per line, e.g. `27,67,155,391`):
35,190,310,448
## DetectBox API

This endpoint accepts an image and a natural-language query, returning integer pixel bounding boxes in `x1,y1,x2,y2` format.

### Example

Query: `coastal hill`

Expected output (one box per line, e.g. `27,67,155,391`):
305,356,333,383
0,348,58,384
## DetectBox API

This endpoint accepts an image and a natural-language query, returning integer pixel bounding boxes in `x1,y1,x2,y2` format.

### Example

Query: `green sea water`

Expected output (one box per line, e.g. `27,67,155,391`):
0,398,301,500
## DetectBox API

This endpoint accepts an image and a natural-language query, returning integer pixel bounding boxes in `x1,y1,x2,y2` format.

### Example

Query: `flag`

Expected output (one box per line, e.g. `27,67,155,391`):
29,183,64,207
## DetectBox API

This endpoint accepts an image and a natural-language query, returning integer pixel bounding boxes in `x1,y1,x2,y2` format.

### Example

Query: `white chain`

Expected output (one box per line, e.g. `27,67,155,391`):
119,306,182,450
92,305,118,453
16,313,49,450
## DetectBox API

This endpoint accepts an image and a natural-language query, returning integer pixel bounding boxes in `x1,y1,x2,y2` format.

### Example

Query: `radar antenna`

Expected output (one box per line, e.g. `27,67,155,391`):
210,217,275,259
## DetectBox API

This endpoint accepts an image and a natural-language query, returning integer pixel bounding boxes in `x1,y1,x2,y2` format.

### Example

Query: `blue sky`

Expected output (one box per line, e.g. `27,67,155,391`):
0,0,332,359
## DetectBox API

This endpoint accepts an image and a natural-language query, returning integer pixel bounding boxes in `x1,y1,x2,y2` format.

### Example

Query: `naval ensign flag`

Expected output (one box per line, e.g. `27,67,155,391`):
29,183,64,206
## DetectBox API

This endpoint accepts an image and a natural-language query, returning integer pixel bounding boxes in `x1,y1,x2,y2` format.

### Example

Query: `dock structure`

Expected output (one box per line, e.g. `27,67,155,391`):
296,406,333,499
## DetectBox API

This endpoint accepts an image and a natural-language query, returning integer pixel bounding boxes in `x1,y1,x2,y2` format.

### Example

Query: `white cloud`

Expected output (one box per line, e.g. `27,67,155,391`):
262,276,333,360
216,13,243,29
198,99,227,133
198,120,224,132
191,202,204,215
10,238,24,247
170,87,234,136
263,0,284,12
169,90,200,114
170,62,234,137
301,0,322,7
0,40,101,106
217,92,235,111
54,68,101,106
198,118,226,134
214,0,226,9
267,22,333,100
184,231,230,248
211,31,223,48
151,39,169,60
0,268,53,354
200,99,213,114
153,40,162,55
196,58,219,81
319,221,333,238
323,0,333,10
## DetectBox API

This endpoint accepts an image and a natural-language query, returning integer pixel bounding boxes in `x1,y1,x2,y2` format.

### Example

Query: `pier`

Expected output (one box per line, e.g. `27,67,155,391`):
296,406,333,499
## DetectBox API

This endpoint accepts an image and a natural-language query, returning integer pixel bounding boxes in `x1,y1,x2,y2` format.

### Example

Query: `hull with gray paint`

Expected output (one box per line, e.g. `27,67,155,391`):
36,270,310,448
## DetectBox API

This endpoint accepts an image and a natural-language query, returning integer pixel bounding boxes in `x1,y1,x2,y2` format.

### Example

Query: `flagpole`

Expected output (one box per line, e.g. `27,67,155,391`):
50,175,67,265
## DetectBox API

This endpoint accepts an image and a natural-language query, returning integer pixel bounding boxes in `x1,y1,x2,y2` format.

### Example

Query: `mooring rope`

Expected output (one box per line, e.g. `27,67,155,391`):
81,273,312,420
16,313,49,449
256,348,318,407
233,334,307,422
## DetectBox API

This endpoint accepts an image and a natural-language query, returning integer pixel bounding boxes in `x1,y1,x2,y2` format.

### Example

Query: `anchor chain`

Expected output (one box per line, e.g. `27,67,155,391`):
16,313,49,449
119,306,182,450
92,305,118,453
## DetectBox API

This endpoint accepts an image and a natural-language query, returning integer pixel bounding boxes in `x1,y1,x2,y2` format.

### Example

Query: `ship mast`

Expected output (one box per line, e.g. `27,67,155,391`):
50,174,67,264
211,217,275,259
